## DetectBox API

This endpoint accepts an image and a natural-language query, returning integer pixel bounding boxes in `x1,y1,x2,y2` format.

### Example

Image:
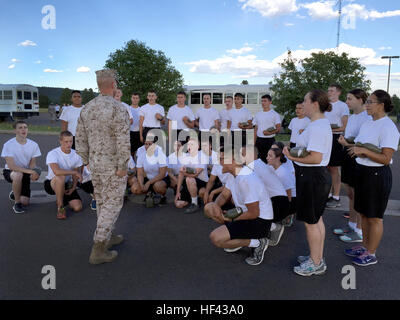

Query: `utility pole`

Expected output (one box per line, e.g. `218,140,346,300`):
336,0,342,49
381,56,399,93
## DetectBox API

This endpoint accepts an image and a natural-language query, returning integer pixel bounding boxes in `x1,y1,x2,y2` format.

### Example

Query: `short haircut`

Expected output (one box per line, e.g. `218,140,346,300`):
71,90,81,96
261,94,272,101
60,130,73,140
203,93,211,98
177,91,187,97
131,92,140,97
225,96,233,100
13,120,27,129
148,90,157,95
329,84,342,92
296,100,304,105
234,93,244,99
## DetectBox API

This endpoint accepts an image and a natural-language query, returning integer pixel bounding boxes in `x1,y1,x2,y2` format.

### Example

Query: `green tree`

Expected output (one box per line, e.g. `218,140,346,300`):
81,88,96,104
392,94,400,116
39,94,50,110
60,88,72,105
104,40,184,108
270,51,371,123
241,80,249,85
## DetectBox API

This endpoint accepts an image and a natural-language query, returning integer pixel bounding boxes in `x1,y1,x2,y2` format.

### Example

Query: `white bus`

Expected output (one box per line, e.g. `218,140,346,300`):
184,84,272,115
0,84,40,120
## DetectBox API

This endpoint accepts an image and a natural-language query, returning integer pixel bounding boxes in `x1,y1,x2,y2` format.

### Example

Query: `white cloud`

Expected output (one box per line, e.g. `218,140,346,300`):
186,42,388,79
43,69,63,73
239,0,298,17
301,1,338,20
284,22,295,26
378,46,392,51
48,55,54,59
34,60,42,64
77,66,91,73
8,64,16,69
11,58,21,63
227,47,254,55
18,40,37,47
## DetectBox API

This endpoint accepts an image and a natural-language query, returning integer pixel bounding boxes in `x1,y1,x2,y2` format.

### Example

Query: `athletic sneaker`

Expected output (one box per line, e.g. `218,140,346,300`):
184,203,199,214
340,231,363,243
297,255,326,265
326,197,341,208
13,202,25,214
344,245,367,257
293,257,327,276
90,199,97,211
282,214,294,227
57,207,67,220
224,247,243,253
333,225,353,235
269,224,284,246
9,191,15,202
245,238,269,266
343,212,350,219
352,252,378,267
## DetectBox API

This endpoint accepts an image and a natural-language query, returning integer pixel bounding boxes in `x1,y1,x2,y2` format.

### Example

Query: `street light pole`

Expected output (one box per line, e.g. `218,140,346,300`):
382,56,400,93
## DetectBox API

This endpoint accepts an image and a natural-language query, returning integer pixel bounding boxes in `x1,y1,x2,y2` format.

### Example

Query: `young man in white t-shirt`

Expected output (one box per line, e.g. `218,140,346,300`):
139,90,166,144
288,101,311,148
129,92,143,159
114,89,134,126
220,96,233,131
167,91,196,148
1,121,41,214
227,93,253,148
253,94,281,164
60,90,84,149
44,131,83,220
195,93,220,143
326,84,349,208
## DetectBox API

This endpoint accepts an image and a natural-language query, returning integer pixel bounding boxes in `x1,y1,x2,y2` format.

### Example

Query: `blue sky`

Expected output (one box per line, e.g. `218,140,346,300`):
1,0,400,96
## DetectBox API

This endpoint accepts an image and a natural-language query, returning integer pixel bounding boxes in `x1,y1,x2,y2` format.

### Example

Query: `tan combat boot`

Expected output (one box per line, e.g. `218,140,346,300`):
106,234,124,249
89,241,118,265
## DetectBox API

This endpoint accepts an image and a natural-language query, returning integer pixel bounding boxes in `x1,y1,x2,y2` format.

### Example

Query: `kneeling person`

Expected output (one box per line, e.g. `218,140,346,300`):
44,131,83,219
207,148,273,266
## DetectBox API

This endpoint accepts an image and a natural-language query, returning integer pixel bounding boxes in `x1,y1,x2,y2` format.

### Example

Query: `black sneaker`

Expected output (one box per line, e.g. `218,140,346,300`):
184,203,199,214
9,191,15,202
13,203,25,214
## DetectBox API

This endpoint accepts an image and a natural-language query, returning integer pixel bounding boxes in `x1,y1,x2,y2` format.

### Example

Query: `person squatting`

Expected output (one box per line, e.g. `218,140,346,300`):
2,70,398,274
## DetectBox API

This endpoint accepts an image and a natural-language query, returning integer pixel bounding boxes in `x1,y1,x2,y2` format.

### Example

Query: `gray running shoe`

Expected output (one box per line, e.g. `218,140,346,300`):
184,203,199,214
293,257,327,276
9,191,15,202
224,247,243,253
326,197,341,208
13,202,25,214
245,238,269,266
297,255,326,265
340,230,363,243
333,225,352,235
269,224,285,246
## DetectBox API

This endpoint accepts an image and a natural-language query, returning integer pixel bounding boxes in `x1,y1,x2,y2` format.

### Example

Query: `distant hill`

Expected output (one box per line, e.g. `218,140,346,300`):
38,87,69,104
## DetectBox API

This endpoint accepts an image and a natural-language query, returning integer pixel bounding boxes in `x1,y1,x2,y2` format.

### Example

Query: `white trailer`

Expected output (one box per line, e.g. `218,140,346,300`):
0,84,40,120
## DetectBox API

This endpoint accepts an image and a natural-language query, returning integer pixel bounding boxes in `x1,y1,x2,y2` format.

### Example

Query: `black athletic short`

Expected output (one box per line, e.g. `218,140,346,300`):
341,149,357,187
179,177,208,203
231,130,250,147
295,165,332,224
225,218,272,240
256,137,275,164
289,197,297,215
79,181,94,194
271,195,290,222
328,134,345,166
130,131,143,154
354,163,392,219
143,176,171,193
3,169,31,198
72,136,76,150
44,179,81,206
290,142,296,149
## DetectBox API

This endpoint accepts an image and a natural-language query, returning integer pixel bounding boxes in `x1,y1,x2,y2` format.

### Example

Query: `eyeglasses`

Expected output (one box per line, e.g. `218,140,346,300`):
366,100,381,105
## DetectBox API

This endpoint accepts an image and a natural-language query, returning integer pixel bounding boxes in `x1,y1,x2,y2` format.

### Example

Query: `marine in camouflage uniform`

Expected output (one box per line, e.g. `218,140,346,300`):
75,69,130,264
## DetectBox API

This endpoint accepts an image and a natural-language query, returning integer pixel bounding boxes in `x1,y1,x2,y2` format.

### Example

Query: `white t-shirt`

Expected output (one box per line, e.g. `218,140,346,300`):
295,118,333,167
130,106,141,132
324,100,349,134
121,102,133,121
248,159,287,197
128,156,136,169
180,152,209,182
167,152,185,176
227,107,253,130
225,166,273,220
82,166,91,183
355,116,400,167
200,150,219,165
1,138,41,170
283,157,295,175
136,147,167,180
275,164,296,197
136,144,164,160
46,147,83,181
195,107,220,131
288,117,311,144
59,105,84,136
344,111,371,139
210,164,234,186
167,105,195,130
253,109,281,138
219,109,232,131
139,103,165,128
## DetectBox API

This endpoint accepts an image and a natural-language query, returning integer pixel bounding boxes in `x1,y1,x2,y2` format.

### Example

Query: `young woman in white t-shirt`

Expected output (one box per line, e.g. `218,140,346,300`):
345,90,400,267
335,89,371,242
283,89,333,277
267,147,297,227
